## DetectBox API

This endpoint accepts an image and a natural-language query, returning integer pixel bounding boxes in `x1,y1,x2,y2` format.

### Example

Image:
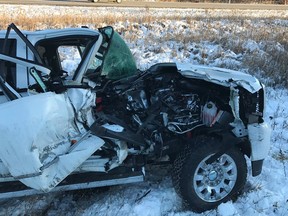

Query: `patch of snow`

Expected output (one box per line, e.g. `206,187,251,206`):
242,39,260,53
218,201,240,216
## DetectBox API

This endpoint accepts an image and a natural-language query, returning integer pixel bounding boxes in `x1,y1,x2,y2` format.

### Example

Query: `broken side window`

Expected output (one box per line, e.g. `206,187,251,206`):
57,45,82,77
100,28,137,80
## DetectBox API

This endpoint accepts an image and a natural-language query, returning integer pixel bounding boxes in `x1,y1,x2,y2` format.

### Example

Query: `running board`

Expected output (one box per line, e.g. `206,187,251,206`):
0,170,144,199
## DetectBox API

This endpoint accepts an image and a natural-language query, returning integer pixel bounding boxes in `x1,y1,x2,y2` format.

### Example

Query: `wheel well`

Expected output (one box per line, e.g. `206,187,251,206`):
172,134,247,212
183,129,251,158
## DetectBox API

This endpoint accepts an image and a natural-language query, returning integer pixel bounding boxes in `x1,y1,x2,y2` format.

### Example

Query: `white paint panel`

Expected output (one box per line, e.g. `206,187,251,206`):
0,91,103,191
0,92,73,178
20,134,104,192
248,122,271,161
177,63,262,93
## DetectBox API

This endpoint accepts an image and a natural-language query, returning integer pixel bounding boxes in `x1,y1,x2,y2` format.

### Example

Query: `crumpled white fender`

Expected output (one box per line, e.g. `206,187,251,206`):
0,90,104,191
177,63,262,93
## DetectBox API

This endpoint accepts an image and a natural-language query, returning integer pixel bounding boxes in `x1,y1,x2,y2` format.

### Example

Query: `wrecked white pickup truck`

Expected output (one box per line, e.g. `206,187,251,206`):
0,23,270,212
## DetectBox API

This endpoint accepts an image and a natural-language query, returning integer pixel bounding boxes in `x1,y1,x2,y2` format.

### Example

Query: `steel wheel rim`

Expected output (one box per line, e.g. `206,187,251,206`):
193,154,237,202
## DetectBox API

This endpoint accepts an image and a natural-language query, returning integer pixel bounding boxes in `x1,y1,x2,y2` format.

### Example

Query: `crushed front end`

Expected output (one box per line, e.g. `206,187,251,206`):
177,63,271,177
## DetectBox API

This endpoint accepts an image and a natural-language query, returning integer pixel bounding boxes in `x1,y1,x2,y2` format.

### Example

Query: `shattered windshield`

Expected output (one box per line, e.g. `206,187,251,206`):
100,27,137,80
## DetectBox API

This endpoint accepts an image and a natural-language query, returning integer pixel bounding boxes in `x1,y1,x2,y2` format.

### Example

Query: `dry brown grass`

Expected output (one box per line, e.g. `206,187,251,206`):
0,8,287,87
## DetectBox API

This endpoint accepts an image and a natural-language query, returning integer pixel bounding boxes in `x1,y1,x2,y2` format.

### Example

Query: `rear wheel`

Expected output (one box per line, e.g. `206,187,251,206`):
172,136,247,213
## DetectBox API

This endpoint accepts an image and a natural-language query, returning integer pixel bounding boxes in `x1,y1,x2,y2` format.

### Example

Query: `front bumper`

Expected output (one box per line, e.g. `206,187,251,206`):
248,122,271,176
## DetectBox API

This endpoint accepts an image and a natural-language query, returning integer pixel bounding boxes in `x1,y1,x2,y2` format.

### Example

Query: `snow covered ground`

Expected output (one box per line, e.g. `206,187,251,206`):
0,4,288,216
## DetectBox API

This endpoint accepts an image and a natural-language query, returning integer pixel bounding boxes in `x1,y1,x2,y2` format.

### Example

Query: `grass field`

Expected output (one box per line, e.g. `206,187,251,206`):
0,5,287,87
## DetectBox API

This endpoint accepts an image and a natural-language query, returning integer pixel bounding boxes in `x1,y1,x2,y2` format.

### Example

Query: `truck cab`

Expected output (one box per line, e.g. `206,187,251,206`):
0,24,102,103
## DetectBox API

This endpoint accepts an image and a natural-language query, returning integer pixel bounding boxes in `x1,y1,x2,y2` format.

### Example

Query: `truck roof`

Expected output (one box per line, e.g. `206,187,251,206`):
0,27,99,44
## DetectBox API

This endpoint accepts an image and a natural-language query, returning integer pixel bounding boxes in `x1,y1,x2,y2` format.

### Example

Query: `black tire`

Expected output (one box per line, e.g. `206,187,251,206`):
172,136,247,213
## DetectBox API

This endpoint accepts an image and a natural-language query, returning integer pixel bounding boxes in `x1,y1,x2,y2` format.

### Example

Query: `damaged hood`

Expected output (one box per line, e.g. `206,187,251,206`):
177,63,262,93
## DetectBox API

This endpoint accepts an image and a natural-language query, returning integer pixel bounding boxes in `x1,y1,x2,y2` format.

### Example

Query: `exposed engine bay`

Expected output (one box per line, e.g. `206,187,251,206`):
91,69,238,161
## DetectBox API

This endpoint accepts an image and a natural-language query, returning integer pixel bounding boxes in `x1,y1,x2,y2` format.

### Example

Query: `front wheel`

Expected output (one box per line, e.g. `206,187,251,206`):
172,136,247,213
